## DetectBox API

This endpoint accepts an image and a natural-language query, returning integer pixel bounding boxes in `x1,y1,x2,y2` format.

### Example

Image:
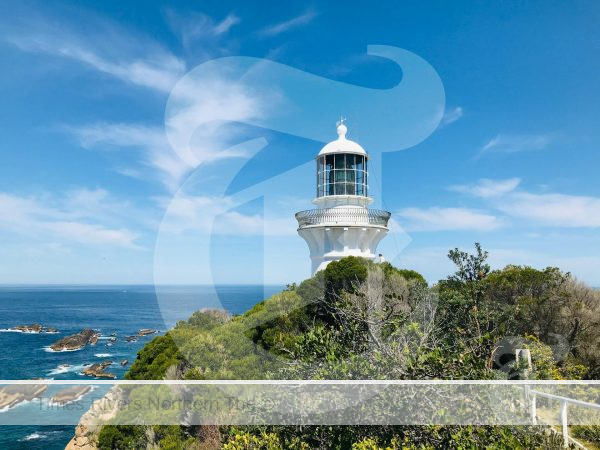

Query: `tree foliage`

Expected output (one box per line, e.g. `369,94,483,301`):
99,248,600,449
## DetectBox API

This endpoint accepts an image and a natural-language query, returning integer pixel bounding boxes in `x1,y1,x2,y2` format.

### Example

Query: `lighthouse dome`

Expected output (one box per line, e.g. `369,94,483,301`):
318,123,367,156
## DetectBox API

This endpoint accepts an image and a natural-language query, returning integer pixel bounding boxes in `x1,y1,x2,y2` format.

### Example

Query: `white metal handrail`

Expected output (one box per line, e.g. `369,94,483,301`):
516,348,599,448
525,386,600,448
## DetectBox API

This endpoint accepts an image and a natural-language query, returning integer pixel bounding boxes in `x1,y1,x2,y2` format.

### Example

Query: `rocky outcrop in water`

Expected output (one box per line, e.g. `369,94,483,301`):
5,324,58,333
51,386,92,405
120,359,128,366
12,323,43,333
137,328,158,336
0,384,47,410
65,387,123,450
50,329,99,351
81,361,116,379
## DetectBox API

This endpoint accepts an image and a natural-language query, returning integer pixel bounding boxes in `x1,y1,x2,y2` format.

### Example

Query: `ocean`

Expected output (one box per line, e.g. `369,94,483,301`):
0,285,282,449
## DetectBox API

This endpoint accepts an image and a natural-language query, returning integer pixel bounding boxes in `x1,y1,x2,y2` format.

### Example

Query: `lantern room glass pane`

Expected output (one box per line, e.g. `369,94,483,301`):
325,155,334,171
316,171,319,196
335,154,345,169
345,154,355,169
356,156,364,171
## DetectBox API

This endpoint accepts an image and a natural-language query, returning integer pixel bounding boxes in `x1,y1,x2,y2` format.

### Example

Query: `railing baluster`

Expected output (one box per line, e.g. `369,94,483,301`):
531,391,537,425
560,400,568,447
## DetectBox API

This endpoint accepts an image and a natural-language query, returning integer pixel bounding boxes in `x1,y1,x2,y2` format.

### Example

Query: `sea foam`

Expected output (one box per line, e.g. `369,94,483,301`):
47,364,87,376
43,346,82,353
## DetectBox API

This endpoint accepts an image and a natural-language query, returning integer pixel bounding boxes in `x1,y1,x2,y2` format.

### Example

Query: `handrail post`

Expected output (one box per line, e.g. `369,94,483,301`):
531,391,537,425
560,399,568,447
525,385,537,425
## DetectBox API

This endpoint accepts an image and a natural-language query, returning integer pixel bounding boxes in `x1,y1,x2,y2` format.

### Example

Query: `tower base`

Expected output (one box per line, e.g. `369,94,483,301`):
298,225,388,275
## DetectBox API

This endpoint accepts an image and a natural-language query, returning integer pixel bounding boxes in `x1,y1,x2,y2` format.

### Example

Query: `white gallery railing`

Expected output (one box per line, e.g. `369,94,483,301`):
295,208,391,228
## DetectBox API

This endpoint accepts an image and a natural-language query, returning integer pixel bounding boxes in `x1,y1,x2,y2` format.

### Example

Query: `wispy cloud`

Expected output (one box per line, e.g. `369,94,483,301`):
449,178,521,198
3,6,257,192
60,50,275,192
439,106,464,128
496,192,600,228
479,133,554,155
397,207,502,231
67,123,190,192
448,178,600,228
163,9,240,53
67,117,260,192
1,9,185,92
157,194,296,236
213,14,240,35
0,190,142,248
44,221,138,247
256,9,318,37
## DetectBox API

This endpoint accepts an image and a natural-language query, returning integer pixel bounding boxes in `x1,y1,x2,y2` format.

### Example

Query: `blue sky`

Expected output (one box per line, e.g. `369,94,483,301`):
1,1,599,285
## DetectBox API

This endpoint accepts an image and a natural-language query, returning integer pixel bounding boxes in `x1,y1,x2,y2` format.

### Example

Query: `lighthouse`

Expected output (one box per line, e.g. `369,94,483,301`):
295,121,391,274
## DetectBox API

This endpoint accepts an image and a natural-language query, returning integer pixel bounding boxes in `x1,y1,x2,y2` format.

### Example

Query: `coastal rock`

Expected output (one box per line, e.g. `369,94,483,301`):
81,361,116,379
65,387,123,450
125,335,138,342
137,329,158,336
120,359,128,366
0,384,47,410
50,329,99,351
12,323,43,333
51,386,91,405
6,323,58,333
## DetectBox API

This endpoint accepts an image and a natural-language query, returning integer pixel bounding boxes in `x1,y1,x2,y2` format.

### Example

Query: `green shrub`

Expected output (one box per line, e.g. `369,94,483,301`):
97,425,145,450
571,425,600,446
222,430,309,449
125,333,183,380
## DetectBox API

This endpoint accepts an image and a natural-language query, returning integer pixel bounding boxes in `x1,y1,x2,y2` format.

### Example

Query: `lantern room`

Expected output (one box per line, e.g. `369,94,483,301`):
316,122,368,198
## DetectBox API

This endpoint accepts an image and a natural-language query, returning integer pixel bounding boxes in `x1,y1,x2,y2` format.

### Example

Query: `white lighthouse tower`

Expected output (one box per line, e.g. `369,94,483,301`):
295,121,391,274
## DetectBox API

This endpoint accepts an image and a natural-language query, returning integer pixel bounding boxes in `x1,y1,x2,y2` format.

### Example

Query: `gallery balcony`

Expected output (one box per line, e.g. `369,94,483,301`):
295,208,391,229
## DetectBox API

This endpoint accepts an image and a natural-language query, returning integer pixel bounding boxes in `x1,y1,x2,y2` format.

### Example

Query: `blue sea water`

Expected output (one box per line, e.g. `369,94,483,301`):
0,285,282,449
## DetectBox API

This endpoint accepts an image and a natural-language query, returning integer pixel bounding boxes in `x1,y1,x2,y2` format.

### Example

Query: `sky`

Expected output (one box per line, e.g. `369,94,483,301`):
1,0,599,285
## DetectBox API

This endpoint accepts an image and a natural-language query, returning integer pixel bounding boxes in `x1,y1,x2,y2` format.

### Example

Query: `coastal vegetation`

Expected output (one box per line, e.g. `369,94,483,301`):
95,244,600,449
